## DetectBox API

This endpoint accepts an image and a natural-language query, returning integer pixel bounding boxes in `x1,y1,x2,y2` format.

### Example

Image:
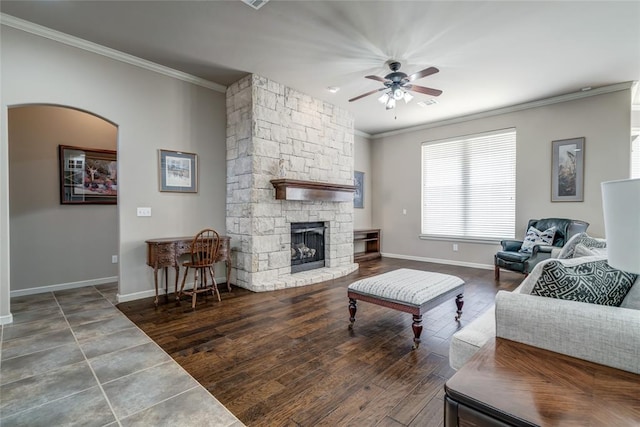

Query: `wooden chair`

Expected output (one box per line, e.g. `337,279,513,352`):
178,228,221,308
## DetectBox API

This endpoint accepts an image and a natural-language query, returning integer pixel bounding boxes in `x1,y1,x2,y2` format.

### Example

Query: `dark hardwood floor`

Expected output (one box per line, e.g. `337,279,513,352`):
118,257,522,427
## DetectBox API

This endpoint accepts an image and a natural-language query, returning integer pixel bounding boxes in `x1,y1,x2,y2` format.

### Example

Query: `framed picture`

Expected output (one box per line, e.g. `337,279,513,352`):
59,145,117,204
354,171,364,208
159,149,198,193
551,137,585,202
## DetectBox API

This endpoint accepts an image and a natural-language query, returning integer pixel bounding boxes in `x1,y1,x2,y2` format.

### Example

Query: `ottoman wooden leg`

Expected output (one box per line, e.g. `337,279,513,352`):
455,293,464,321
412,314,423,349
348,298,357,329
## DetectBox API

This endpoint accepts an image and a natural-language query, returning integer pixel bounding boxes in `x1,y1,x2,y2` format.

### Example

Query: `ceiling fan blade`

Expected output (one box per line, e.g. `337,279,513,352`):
407,84,443,97
365,75,388,83
408,66,439,82
348,87,386,102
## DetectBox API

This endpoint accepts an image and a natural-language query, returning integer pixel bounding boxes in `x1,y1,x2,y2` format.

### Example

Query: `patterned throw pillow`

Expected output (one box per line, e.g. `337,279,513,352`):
530,259,637,306
557,232,586,259
577,235,607,249
572,243,596,258
520,226,556,253
558,233,606,259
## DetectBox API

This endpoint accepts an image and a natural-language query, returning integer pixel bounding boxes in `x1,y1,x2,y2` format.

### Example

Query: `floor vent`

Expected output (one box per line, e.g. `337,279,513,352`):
241,0,269,10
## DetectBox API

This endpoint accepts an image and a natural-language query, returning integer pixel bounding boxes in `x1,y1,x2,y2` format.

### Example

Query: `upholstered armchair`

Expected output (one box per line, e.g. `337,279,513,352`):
494,218,589,280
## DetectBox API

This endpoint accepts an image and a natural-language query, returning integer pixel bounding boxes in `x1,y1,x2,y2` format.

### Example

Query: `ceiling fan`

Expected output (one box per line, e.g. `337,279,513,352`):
349,61,442,110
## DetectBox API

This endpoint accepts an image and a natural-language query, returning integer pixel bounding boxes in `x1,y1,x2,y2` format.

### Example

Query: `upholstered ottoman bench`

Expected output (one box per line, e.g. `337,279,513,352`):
348,268,464,349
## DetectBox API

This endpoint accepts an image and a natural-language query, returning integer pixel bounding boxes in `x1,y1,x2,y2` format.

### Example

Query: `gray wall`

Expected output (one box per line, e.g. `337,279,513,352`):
371,89,633,268
1,24,227,317
9,106,118,291
353,133,372,229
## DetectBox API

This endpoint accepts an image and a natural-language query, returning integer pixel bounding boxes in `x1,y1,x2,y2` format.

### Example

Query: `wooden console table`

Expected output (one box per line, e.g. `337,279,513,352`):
145,235,232,305
445,337,640,426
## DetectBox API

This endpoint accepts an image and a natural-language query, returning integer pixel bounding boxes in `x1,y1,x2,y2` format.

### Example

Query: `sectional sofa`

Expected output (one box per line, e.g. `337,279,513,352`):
450,255,640,374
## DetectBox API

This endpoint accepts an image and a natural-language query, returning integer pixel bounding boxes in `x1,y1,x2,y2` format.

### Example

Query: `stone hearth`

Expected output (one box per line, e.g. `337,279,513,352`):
226,74,358,292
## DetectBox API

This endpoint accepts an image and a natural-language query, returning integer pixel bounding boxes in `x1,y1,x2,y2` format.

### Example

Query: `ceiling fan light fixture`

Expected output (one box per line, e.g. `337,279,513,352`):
386,97,396,110
348,61,441,110
378,93,390,104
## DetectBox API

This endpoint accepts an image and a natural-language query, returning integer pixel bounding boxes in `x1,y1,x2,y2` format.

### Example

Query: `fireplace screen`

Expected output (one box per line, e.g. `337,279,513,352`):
291,222,326,273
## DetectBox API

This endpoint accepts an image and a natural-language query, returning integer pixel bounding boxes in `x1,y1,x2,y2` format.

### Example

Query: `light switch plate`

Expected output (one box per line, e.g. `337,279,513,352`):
137,207,151,217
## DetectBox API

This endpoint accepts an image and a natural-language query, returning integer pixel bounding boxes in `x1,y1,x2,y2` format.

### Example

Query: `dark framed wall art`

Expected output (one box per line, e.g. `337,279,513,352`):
354,171,364,208
59,145,117,204
159,149,198,193
551,137,585,202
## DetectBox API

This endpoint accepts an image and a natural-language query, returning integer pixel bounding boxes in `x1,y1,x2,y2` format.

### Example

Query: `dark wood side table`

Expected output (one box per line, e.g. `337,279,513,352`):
146,236,232,305
445,337,640,427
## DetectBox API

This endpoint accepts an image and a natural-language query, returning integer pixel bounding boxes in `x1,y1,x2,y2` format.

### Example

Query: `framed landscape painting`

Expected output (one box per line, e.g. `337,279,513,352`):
59,145,117,204
551,137,584,202
159,149,198,193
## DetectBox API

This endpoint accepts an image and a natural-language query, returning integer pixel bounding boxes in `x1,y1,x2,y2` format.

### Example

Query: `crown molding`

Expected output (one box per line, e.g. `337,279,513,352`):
354,129,371,138
371,81,636,139
0,13,227,93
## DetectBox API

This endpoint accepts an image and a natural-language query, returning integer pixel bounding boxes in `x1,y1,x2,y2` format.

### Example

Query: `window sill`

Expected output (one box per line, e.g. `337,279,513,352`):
418,235,502,245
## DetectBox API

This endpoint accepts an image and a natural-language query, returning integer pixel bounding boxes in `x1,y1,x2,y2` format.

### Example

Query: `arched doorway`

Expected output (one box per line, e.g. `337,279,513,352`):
8,105,119,302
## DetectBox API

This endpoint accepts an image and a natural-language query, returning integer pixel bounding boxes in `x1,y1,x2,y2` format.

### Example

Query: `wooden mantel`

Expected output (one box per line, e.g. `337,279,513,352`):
270,179,356,202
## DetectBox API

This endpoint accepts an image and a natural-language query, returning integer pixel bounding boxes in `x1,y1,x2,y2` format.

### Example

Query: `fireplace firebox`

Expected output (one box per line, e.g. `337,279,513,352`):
291,222,326,273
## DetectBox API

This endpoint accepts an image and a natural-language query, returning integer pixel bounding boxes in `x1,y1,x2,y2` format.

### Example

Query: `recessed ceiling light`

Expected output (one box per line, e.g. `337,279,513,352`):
327,86,340,93
417,99,439,107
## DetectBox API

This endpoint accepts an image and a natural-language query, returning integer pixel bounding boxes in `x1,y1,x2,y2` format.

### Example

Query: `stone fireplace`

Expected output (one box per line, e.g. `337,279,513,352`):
226,74,358,292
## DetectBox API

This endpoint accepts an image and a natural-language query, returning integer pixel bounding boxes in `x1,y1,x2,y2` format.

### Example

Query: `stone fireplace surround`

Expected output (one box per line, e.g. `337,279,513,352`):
226,74,358,292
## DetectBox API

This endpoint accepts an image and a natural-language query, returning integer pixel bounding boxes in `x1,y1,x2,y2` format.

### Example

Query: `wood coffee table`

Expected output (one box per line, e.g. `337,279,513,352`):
347,269,464,349
445,337,640,426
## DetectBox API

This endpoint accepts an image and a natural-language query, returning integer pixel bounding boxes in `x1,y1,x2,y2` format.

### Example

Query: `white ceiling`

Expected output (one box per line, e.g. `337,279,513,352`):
1,1,639,135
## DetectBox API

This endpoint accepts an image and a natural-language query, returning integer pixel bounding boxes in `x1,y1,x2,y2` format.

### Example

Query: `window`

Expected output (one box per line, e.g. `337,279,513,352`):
421,129,516,241
632,130,639,178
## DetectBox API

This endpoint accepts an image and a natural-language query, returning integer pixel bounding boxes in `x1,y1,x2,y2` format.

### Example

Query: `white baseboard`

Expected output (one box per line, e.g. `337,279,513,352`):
10,276,119,298
381,252,493,271
117,275,227,303
117,289,157,303
0,313,14,325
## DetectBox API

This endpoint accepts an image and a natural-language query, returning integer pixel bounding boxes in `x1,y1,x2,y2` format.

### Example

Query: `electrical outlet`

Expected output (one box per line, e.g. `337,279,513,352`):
112,255,118,264
453,244,459,252
137,207,151,217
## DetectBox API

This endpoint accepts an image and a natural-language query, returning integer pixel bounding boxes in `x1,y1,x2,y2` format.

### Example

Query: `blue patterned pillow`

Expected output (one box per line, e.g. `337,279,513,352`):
520,226,556,253
530,259,637,306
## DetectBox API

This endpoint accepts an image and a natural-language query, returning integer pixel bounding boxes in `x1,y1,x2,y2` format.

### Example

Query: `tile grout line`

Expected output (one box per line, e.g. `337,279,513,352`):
2,295,125,365
0,381,98,422
52,287,123,427
117,385,200,423
0,292,87,422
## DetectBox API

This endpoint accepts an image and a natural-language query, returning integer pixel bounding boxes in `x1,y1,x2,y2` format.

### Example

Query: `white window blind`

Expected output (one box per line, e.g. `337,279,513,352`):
422,129,516,240
632,133,640,178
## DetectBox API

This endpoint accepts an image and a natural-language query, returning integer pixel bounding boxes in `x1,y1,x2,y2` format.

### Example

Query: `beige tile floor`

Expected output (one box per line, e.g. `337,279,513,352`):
0,283,243,427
